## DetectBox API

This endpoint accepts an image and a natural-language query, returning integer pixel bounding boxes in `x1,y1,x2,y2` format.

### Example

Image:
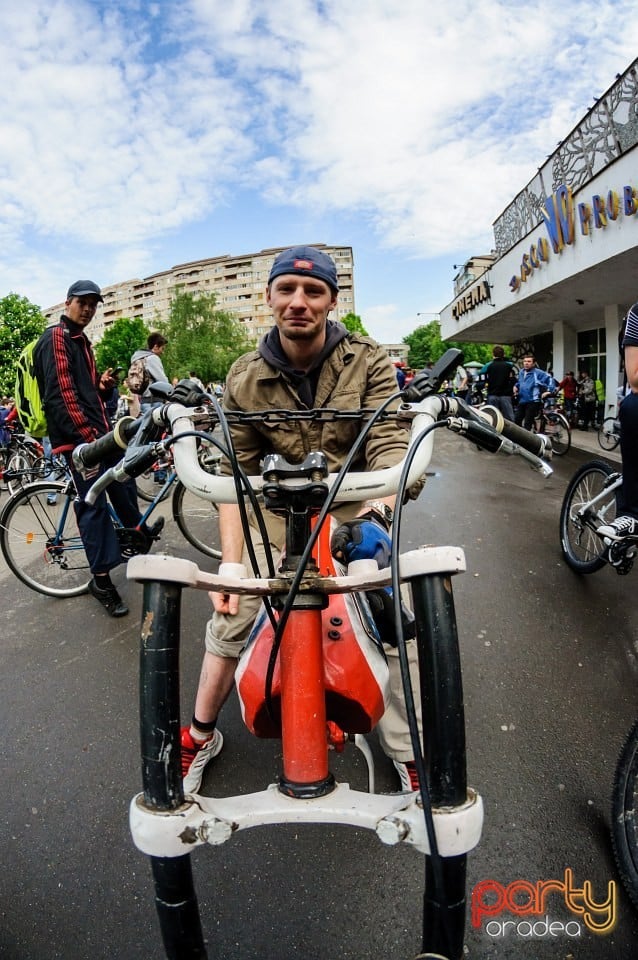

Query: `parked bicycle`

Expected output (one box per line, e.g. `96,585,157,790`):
558,459,635,574
0,427,44,495
559,459,638,914
598,416,621,451
75,360,552,960
0,416,222,599
533,394,571,455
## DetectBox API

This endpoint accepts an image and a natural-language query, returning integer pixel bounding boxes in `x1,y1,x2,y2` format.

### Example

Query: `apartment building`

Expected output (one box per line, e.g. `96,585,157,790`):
44,244,355,343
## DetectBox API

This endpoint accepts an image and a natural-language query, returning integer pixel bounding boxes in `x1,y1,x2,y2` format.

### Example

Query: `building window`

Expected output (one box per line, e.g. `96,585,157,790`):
577,328,606,385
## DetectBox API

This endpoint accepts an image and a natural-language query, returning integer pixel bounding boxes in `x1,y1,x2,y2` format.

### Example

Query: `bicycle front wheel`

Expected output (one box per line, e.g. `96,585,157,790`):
546,412,571,455
172,481,221,559
0,481,91,597
612,719,638,911
599,417,621,451
559,460,616,573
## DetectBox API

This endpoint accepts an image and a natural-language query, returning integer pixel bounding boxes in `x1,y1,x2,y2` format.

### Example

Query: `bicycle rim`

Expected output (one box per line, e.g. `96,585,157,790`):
136,467,173,503
598,418,620,451
172,481,221,559
0,481,91,597
559,460,615,573
6,453,33,495
548,414,571,455
611,719,638,911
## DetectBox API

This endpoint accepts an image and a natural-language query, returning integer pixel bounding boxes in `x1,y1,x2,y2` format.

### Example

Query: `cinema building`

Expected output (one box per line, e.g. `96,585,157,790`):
439,57,638,419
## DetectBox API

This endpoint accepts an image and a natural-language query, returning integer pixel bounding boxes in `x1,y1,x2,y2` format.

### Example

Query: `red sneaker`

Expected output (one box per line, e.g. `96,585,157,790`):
180,726,224,793
393,759,420,792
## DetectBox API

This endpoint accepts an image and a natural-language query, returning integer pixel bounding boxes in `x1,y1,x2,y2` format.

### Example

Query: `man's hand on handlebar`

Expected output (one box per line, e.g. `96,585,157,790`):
170,378,210,407
330,518,392,568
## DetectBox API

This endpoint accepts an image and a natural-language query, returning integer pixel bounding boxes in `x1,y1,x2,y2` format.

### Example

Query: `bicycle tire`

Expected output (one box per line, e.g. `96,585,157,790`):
136,466,173,503
411,572,468,958
0,481,91,597
598,417,621,452
611,718,638,912
559,459,616,573
546,412,571,456
172,480,221,560
5,452,34,495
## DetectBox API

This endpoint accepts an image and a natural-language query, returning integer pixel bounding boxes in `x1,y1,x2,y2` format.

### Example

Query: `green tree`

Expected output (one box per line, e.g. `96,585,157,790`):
158,290,255,383
94,316,149,374
0,293,47,394
341,312,368,336
404,320,493,370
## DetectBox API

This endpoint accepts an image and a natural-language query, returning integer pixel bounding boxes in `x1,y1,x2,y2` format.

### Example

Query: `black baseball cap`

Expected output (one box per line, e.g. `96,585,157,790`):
66,280,104,302
268,246,339,293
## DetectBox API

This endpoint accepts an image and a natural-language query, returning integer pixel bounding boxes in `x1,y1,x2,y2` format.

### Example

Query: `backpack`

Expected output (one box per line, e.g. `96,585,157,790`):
127,355,151,395
14,339,48,438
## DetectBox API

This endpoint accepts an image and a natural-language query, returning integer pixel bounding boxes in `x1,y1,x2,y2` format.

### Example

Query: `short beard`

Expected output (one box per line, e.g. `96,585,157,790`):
282,327,316,342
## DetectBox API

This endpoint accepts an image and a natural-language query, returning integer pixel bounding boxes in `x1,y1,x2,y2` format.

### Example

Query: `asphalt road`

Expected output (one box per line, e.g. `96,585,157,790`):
1,433,637,960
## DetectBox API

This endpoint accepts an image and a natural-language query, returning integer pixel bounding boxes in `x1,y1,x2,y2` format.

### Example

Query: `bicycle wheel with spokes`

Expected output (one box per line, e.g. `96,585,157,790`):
0,481,91,597
599,417,621,451
5,452,35,495
546,412,571,455
136,465,173,503
611,718,638,911
172,480,221,559
559,459,616,573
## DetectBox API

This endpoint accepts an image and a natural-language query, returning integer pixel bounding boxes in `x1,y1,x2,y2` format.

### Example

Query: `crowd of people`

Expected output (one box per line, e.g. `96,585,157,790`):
5,247,637,802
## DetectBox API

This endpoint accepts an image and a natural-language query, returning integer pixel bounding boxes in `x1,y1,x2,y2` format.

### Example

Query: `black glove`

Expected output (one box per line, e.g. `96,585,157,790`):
170,378,209,407
330,518,392,567
366,590,416,647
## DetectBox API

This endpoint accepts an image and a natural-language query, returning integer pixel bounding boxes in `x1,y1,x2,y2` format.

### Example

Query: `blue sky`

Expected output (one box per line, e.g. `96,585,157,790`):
2,0,637,342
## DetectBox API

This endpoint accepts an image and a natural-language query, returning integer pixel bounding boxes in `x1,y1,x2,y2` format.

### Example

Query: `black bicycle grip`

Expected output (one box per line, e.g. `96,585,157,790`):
72,416,140,473
479,405,550,458
458,418,504,453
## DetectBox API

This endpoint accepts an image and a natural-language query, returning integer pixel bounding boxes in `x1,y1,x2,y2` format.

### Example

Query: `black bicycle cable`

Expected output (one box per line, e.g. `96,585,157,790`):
390,416,455,959
165,407,279,632
205,397,279,630
262,391,405,721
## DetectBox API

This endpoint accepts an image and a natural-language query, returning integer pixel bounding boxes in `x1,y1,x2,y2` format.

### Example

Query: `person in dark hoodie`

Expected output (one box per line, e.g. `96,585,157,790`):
33,280,163,618
180,245,424,794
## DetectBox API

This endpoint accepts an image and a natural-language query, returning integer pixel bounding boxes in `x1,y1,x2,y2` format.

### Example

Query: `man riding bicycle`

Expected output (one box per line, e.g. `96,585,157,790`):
181,246,424,793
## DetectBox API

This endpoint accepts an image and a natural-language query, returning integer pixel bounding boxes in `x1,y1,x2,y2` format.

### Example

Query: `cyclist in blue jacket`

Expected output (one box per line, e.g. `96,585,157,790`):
513,352,557,431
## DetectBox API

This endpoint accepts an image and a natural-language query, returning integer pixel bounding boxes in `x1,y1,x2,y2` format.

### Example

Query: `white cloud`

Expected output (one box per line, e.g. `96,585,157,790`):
187,0,638,257
1,0,637,311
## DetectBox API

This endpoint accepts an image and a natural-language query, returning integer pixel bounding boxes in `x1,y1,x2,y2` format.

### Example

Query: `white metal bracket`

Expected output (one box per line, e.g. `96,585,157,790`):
130,782,483,859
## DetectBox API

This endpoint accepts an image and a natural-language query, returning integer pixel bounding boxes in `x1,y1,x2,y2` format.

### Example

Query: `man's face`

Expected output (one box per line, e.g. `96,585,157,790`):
65,295,99,328
267,275,337,343
522,356,535,370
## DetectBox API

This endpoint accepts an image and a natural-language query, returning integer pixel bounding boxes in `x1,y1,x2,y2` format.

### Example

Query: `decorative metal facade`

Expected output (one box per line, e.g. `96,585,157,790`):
493,58,638,254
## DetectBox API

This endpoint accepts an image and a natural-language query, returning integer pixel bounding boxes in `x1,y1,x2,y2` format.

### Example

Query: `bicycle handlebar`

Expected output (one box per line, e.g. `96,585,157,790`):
81,388,552,505
477,404,552,460
164,394,552,505
73,416,140,475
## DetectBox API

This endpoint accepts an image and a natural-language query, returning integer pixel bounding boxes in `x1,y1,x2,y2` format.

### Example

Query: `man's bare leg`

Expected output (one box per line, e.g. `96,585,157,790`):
190,652,237,739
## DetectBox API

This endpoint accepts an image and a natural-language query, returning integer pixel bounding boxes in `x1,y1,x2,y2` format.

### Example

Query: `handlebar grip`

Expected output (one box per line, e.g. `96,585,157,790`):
84,467,118,505
73,417,140,473
478,405,551,458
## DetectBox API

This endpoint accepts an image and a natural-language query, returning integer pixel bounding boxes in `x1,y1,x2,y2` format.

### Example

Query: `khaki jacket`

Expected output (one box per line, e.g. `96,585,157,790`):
222,332,409,478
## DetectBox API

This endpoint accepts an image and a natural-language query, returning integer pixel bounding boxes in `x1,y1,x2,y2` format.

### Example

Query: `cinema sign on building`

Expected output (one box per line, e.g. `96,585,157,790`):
439,57,638,418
